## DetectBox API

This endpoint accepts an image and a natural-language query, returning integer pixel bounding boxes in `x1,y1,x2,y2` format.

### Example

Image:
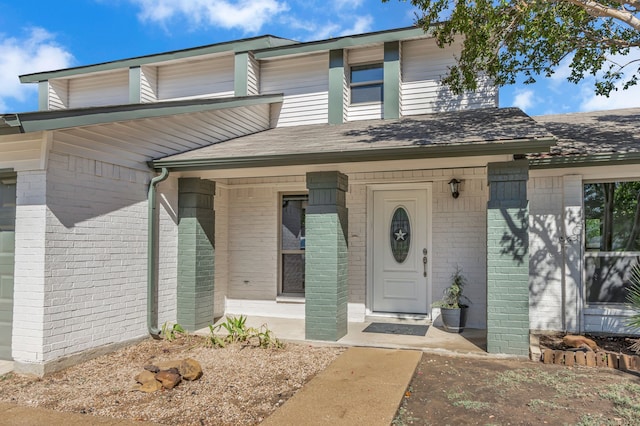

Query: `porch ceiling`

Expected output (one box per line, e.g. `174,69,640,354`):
152,107,556,171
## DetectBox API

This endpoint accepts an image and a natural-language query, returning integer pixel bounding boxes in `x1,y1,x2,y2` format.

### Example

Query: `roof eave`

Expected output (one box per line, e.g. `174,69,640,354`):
6,94,283,133
529,152,640,169
150,137,556,171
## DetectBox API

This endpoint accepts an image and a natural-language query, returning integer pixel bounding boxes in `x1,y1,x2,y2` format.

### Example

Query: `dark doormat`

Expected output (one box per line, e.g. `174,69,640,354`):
363,322,429,336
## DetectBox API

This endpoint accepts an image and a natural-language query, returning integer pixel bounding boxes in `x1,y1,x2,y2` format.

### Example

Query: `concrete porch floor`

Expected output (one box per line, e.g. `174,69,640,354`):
203,315,487,356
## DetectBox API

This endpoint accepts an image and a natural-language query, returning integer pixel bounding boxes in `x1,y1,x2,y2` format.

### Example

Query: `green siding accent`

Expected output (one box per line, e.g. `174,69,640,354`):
177,178,216,331
234,52,249,97
305,171,349,341
0,172,16,360
328,50,345,125
383,41,400,120
38,81,49,111
486,160,530,356
129,67,142,104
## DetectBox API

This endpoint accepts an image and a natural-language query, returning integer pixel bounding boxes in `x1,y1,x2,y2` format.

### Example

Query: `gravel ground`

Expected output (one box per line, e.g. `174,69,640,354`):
0,335,344,425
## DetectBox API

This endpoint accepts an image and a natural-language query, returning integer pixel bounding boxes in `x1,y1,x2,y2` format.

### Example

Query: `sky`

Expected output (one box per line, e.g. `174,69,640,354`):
0,0,638,117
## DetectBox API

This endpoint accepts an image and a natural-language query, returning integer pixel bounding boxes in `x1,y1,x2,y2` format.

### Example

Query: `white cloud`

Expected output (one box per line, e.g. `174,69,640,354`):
512,89,536,112
0,28,73,112
339,15,373,36
131,0,289,33
333,0,364,9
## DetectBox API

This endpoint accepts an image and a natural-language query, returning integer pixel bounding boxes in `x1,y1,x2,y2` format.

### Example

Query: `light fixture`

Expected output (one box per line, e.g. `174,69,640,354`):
448,178,461,199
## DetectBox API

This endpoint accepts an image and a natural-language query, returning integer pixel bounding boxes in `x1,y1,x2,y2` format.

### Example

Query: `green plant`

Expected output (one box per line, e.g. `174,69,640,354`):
626,263,640,354
432,266,470,309
161,322,186,341
207,316,284,349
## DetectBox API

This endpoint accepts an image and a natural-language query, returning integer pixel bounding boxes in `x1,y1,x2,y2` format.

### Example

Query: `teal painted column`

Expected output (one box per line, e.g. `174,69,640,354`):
129,66,142,103
486,160,530,355
305,171,349,341
328,49,345,124
38,81,49,111
177,178,215,331
383,41,400,119
234,52,250,97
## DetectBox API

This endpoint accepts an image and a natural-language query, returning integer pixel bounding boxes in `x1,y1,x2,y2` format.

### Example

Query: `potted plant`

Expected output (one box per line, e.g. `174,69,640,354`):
433,266,470,333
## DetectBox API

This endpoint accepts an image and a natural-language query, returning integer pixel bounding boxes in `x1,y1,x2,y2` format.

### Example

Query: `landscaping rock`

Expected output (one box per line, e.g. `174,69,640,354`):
139,379,163,393
156,371,182,390
144,365,160,373
135,370,158,385
155,360,182,371
180,358,203,381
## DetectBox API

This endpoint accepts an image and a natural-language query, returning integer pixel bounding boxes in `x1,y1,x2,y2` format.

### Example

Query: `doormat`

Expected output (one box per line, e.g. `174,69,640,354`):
362,323,429,336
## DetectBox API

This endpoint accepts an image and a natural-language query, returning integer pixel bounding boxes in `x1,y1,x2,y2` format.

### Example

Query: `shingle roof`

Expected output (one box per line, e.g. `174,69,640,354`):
153,107,554,169
533,107,640,157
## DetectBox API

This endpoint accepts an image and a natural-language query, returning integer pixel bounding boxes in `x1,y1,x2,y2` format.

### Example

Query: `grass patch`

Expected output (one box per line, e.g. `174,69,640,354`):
600,383,640,423
452,400,490,411
494,368,588,398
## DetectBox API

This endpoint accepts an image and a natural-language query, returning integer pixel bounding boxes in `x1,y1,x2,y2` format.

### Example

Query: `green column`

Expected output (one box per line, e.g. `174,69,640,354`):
486,160,530,355
305,171,349,341
129,66,142,103
383,41,400,119
328,49,345,124
177,178,215,331
234,52,250,97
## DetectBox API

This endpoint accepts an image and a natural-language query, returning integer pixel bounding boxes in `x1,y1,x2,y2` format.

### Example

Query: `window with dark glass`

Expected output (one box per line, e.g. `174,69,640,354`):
350,63,383,104
584,181,640,304
281,195,308,295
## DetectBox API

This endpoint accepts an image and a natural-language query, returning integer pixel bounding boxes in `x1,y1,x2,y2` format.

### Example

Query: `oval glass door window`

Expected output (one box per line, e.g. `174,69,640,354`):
390,206,411,263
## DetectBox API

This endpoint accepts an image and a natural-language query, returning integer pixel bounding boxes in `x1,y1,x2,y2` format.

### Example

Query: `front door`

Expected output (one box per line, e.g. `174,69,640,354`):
372,188,429,314
0,174,16,360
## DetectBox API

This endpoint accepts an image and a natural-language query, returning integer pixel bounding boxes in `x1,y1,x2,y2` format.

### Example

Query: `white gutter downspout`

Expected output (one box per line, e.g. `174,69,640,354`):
147,167,169,338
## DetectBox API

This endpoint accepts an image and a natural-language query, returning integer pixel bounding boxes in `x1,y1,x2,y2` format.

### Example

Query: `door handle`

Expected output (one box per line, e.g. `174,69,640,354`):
422,248,428,277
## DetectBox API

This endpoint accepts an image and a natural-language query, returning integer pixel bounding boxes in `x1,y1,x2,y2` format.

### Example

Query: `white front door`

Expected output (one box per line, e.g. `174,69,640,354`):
372,188,429,314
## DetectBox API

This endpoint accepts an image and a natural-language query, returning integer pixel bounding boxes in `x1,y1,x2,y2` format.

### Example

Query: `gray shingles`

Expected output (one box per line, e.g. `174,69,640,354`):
157,107,553,162
533,107,640,157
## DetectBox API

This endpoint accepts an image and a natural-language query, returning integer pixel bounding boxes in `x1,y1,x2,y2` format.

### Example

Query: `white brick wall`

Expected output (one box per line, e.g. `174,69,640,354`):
12,171,47,363
157,176,178,325
11,151,167,368
528,176,565,331
213,184,229,317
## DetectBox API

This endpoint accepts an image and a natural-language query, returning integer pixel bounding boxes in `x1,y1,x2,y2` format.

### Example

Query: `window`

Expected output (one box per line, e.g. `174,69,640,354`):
350,63,383,104
584,181,640,304
280,195,308,295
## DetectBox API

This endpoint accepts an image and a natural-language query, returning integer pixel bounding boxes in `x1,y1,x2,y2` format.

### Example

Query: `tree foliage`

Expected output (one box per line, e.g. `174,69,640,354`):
384,0,640,95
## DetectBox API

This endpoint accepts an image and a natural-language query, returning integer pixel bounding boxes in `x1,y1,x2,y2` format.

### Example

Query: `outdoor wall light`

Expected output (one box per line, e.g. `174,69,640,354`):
448,178,461,199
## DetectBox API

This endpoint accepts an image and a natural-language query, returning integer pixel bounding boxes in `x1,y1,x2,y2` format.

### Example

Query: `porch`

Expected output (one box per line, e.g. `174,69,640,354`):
203,315,487,355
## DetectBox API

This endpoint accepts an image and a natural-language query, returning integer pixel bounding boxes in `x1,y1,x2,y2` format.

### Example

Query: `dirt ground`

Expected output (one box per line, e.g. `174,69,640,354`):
0,335,343,425
394,352,640,425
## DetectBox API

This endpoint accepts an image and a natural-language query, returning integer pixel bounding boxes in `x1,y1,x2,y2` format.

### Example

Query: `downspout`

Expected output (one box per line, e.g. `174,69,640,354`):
147,167,169,338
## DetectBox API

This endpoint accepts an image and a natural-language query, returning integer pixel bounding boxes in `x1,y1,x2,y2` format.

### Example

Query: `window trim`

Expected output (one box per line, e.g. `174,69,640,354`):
349,62,384,105
278,192,308,297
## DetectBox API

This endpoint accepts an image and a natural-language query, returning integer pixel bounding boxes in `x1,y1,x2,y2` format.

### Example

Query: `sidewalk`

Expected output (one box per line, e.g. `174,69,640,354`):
262,347,422,426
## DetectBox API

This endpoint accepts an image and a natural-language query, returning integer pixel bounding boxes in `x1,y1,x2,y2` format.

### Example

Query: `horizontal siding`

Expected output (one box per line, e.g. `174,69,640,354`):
51,104,270,170
68,71,129,109
140,66,157,103
247,53,259,96
48,80,68,110
347,46,383,65
347,103,383,121
0,134,43,171
401,39,497,115
261,53,329,127
157,55,234,101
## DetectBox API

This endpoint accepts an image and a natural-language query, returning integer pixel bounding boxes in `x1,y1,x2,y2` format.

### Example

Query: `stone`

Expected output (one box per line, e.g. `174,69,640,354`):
564,353,575,367
586,351,596,367
563,335,599,351
575,351,586,366
135,370,157,385
139,380,163,393
155,360,182,371
180,358,203,381
144,365,160,373
156,370,182,390
553,350,565,365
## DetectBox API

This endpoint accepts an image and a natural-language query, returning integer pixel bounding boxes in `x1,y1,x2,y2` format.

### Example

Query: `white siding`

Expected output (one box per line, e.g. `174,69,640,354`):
261,53,329,127
52,104,271,170
347,46,383,65
140,66,158,103
347,103,383,122
48,80,68,110
247,53,259,96
157,55,234,101
68,71,129,109
400,39,497,115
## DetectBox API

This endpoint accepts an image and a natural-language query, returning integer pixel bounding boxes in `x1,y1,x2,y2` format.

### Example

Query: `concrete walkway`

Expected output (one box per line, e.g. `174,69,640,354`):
262,347,422,426
0,402,159,425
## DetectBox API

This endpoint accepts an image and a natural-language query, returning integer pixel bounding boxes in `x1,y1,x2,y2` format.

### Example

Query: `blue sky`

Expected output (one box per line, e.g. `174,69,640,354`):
1,0,638,116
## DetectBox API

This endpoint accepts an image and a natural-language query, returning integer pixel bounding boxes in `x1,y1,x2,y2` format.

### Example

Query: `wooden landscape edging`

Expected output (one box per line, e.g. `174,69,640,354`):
540,348,640,371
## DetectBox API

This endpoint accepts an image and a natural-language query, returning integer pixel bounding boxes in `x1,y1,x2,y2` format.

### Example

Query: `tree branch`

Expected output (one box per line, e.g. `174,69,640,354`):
564,0,640,31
